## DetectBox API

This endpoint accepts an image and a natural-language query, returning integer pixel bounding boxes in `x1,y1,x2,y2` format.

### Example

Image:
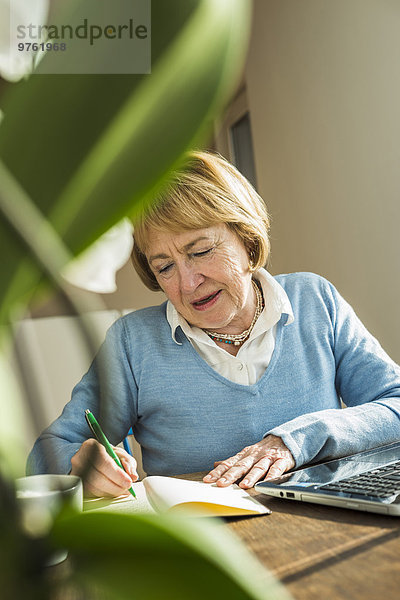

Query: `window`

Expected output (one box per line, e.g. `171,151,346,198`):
213,87,258,189
230,111,257,189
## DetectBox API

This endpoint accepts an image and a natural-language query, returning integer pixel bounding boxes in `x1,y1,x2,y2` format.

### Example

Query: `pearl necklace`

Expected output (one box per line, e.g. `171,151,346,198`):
203,279,264,347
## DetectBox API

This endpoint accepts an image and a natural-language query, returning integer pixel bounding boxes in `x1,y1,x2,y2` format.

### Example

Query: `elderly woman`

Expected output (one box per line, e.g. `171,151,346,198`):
28,151,400,498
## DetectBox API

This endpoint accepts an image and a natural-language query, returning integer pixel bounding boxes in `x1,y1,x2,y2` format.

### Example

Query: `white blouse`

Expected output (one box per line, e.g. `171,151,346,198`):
166,268,294,385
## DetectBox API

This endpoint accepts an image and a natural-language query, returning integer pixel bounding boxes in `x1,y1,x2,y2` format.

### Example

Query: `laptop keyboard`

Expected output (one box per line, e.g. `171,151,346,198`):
320,460,400,498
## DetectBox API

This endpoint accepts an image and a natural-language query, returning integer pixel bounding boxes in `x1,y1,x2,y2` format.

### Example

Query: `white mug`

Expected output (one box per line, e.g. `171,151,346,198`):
15,474,83,566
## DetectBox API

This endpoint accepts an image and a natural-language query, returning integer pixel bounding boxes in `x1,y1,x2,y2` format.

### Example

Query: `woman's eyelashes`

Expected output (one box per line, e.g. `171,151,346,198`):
157,248,214,274
158,263,173,274
192,248,213,258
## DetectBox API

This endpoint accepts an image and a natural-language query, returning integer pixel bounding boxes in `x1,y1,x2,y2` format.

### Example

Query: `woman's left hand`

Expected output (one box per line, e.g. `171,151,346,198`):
203,435,295,488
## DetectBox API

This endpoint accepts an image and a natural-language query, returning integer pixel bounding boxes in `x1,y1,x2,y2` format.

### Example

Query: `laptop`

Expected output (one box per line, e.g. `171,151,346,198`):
255,441,400,516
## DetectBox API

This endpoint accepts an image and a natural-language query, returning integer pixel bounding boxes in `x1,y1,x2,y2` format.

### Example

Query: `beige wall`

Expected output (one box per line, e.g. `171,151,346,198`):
245,0,400,362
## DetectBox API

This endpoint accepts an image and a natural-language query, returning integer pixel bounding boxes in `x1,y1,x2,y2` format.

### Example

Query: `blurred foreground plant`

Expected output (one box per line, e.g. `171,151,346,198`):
0,1,291,598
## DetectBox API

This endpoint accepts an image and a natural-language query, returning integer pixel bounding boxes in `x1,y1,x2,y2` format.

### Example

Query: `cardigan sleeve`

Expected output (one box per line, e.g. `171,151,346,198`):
267,280,400,468
26,319,138,475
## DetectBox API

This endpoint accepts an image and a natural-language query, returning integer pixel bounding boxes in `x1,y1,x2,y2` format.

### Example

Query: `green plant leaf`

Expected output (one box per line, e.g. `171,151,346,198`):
0,333,30,479
51,511,291,600
0,0,251,323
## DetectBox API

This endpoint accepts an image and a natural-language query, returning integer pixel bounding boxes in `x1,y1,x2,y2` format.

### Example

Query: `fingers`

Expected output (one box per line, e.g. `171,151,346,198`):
70,438,135,497
203,448,251,485
264,457,294,481
239,457,292,489
205,458,255,487
239,456,273,488
203,436,295,488
114,447,139,482
83,461,132,498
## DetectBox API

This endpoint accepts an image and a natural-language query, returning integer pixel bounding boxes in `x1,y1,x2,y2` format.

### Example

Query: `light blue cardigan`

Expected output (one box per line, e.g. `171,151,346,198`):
27,273,400,476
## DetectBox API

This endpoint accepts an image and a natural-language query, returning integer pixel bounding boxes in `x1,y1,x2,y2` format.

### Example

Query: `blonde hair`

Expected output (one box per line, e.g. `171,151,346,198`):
132,151,271,291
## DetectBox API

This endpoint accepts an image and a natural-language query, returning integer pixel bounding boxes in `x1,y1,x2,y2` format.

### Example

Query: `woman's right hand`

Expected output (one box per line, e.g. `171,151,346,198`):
70,438,138,497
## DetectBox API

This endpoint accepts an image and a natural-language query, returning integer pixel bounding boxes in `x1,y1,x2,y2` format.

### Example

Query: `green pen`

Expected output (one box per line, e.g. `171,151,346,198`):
85,409,136,499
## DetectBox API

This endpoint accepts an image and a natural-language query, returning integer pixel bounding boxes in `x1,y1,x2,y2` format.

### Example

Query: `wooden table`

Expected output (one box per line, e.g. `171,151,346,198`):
180,472,400,600
49,472,400,599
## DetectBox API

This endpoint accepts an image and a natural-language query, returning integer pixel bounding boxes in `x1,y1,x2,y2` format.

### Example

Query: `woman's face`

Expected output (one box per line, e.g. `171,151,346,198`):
145,224,256,332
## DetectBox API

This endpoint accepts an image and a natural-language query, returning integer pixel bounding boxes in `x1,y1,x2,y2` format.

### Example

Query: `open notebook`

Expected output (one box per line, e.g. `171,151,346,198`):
83,476,270,517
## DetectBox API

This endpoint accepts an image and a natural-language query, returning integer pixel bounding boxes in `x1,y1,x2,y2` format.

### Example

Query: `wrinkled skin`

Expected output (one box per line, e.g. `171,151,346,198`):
145,224,256,334
203,435,295,488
